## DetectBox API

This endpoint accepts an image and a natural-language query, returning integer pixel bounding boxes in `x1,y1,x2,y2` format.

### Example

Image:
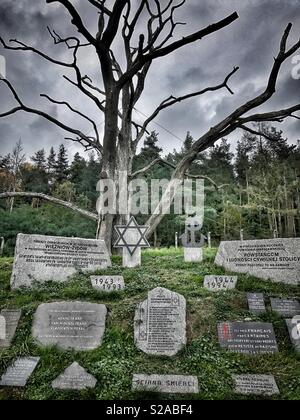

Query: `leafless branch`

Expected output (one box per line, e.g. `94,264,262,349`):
238,124,275,142
118,12,239,87
46,0,96,45
88,0,112,16
130,158,228,190
133,66,239,145
81,76,106,96
40,93,100,143
0,78,102,152
0,192,98,221
0,36,73,67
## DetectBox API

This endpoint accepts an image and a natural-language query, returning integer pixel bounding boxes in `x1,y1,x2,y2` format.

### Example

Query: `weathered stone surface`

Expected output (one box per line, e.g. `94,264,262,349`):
132,374,199,394
217,322,278,354
286,319,300,353
123,248,141,268
233,375,279,396
32,301,107,351
91,276,125,292
134,287,186,356
204,275,237,292
0,309,21,349
270,298,300,317
52,362,97,390
184,248,203,263
0,316,5,340
215,238,300,285
0,357,40,387
11,234,111,289
247,293,266,314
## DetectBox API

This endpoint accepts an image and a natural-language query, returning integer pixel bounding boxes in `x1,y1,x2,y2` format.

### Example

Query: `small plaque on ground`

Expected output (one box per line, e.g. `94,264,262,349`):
52,362,97,390
203,275,237,291
132,374,199,394
91,276,125,292
0,357,40,387
217,322,278,354
270,298,300,317
247,293,266,314
233,375,279,396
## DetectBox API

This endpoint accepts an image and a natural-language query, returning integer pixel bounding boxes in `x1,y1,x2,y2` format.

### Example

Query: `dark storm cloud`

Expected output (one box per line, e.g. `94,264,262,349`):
0,0,299,160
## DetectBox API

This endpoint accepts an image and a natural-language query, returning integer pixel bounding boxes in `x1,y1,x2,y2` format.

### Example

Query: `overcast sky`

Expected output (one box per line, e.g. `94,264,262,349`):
0,0,300,161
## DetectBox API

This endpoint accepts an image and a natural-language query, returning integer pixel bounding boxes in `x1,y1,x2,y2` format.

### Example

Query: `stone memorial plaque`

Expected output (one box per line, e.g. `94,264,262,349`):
215,238,300,285
204,275,238,291
0,309,22,348
134,287,186,356
233,375,279,396
52,362,97,390
132,374,199,394
217,322,278,354
11,234,111,289
286,319,300,353
270,298,300,317
0,357,40,387
32,301,107,351
247,293,266,314
91,276,125,292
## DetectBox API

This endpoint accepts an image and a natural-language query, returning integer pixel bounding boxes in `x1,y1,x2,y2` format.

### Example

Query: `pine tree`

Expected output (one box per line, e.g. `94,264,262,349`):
235,134,254,186
182,131,193,154
31,149,47,171
47,147,56,173
140,131,162,162
70,152,86,191
55,144,69,183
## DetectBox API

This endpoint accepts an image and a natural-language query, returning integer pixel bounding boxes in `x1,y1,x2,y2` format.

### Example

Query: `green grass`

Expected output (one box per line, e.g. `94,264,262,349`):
0,248,299,400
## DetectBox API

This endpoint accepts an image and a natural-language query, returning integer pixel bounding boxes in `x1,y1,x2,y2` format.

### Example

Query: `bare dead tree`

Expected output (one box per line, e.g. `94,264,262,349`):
0,1,299,248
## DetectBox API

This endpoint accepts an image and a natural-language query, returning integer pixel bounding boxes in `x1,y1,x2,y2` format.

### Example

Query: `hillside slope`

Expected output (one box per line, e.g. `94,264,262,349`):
0,248,299,400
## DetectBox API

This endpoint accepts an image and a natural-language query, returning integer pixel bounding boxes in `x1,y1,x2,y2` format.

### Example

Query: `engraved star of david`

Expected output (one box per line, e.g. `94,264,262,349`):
114,216,150,256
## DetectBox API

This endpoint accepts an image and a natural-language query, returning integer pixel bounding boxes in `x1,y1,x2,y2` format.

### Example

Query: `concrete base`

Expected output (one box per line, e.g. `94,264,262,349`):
123,248,141,268
184,248,203,263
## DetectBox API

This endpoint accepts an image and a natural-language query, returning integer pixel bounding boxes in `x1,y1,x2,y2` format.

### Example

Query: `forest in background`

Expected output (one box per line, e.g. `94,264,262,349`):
0,123,299,255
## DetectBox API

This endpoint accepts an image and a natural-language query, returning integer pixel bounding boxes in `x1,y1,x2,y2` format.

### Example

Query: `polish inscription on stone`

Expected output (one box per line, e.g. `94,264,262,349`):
32,301,107,351
270,298,300,317
217,322,278,354
233,375,279,396
134,287,186,356
132,374,199,394
0,357,40,387
11,234,111,289
247,293,266,314
52,362,97,390
215,238,300,285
